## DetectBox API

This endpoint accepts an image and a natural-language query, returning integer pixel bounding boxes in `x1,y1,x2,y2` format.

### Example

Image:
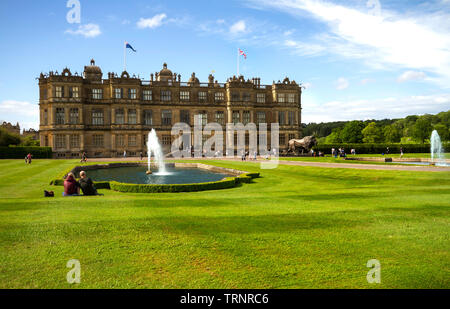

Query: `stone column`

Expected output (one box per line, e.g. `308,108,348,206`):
66,134,70,151
80,134,85,150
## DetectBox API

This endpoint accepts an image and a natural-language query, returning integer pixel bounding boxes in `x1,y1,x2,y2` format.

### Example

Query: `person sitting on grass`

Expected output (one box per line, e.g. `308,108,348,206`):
63,173,80,196
79,171,102,196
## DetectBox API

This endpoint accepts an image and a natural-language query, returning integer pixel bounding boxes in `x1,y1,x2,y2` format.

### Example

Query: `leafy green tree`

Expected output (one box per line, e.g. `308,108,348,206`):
383,124,402,143
412,118,433,143
362,122,383,143
340,121,365,143
0,128,21,146
433,123,450,141
20,136,40,146
324,128,342,144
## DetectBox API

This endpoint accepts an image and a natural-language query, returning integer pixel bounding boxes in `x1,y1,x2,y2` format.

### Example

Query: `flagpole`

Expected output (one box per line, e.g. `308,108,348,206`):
237,48,239,77
123,41,126,72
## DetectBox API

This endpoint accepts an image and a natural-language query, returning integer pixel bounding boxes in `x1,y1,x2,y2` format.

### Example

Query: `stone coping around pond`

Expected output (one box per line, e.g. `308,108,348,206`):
67,162,247,178
50,162,260,193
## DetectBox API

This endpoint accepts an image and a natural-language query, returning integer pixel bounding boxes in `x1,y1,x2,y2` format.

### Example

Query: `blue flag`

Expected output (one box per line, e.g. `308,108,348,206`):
125,41,136,52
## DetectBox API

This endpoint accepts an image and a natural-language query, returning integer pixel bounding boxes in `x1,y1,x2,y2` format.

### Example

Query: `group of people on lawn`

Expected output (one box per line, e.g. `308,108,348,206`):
63,171,101,196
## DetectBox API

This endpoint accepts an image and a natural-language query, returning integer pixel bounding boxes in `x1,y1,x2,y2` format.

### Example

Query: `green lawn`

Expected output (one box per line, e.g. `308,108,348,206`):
0,159,449,288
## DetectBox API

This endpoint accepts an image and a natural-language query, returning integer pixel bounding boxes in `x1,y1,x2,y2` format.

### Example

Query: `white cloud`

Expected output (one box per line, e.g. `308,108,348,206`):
137,13,167,29
0,100,39,130
302,93,450,123
397,70,427,83
65,23,101,38
230,20,246,34
335,77,349,90
284,39,326,56
250,0,450,87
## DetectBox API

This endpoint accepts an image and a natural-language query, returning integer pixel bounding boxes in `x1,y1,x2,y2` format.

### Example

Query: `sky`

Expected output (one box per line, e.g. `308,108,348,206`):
0,0,449,130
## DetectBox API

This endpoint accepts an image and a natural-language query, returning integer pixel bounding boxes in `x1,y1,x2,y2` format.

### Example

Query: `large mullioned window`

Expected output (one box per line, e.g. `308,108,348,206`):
161,110,172,125
161,90,171,101
92,89,103,100
69,108,79,124
92,109,104,125
56,108,65,124
143,90,152,101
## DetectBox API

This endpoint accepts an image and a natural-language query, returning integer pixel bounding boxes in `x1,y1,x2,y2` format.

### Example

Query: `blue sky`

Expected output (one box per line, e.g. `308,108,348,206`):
1,0,449,130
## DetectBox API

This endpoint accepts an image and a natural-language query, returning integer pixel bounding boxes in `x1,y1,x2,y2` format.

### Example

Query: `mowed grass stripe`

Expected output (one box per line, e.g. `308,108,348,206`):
0,159,448,288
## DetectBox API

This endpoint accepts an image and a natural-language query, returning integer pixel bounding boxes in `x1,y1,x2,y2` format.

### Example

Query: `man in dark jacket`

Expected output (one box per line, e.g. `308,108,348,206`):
79,171,98,196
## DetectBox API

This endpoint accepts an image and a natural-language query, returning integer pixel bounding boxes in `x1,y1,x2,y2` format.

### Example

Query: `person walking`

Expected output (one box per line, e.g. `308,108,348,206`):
80,152,87,163
27,153,32,164
140,151,143,161
400,147,404,158
123,150,127,158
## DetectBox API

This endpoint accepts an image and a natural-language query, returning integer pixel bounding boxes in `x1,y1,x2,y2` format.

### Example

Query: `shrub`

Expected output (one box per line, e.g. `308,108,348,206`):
312,143,449,154
109,177,237,193
0,146,52,159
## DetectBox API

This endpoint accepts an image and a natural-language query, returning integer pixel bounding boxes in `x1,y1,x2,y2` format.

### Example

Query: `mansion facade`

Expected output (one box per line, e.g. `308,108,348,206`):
38,59,302,158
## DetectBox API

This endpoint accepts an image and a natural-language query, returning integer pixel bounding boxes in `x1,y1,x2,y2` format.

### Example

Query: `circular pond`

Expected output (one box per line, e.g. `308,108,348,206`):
85,166,229,185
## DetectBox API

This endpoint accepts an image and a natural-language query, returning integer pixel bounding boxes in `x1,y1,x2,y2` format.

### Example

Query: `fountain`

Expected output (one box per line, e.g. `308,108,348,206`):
147,129,168,175
430,130,446,166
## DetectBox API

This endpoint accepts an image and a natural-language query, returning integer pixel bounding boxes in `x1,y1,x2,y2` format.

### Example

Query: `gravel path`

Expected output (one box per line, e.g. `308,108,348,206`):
89,157,450,172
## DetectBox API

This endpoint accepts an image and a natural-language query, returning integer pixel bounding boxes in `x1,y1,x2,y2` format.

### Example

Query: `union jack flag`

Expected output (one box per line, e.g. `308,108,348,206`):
239,48,247,59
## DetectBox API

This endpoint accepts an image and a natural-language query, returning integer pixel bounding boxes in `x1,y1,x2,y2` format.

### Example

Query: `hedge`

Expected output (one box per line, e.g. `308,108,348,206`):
109,177,237,193
0,146,52,159
50,178,110,189
313,143,449,154
50,167,259,193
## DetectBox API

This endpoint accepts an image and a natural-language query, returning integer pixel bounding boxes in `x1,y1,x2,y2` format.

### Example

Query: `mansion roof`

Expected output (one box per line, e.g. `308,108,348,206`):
38,59,302,90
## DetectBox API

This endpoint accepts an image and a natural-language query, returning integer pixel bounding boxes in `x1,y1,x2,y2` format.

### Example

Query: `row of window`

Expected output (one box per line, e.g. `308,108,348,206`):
48,108,297,126
53,86,80,99
47,87,297,103
54,133,297,149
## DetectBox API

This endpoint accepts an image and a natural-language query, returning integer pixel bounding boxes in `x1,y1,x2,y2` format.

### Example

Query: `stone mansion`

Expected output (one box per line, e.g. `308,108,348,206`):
38,59,302,157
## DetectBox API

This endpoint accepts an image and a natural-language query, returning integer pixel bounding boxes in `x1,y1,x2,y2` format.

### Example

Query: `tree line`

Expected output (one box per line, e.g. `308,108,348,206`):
302,110,450,144
0,128,39,147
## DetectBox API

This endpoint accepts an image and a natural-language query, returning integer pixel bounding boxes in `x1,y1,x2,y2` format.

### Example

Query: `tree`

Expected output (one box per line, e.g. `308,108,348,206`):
434,123,450,142
412,118,433,143
325,129,342,144
362,122,383,143
20,136,40,146
0,128,21,146
340,121,365,143
383,124,402,143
